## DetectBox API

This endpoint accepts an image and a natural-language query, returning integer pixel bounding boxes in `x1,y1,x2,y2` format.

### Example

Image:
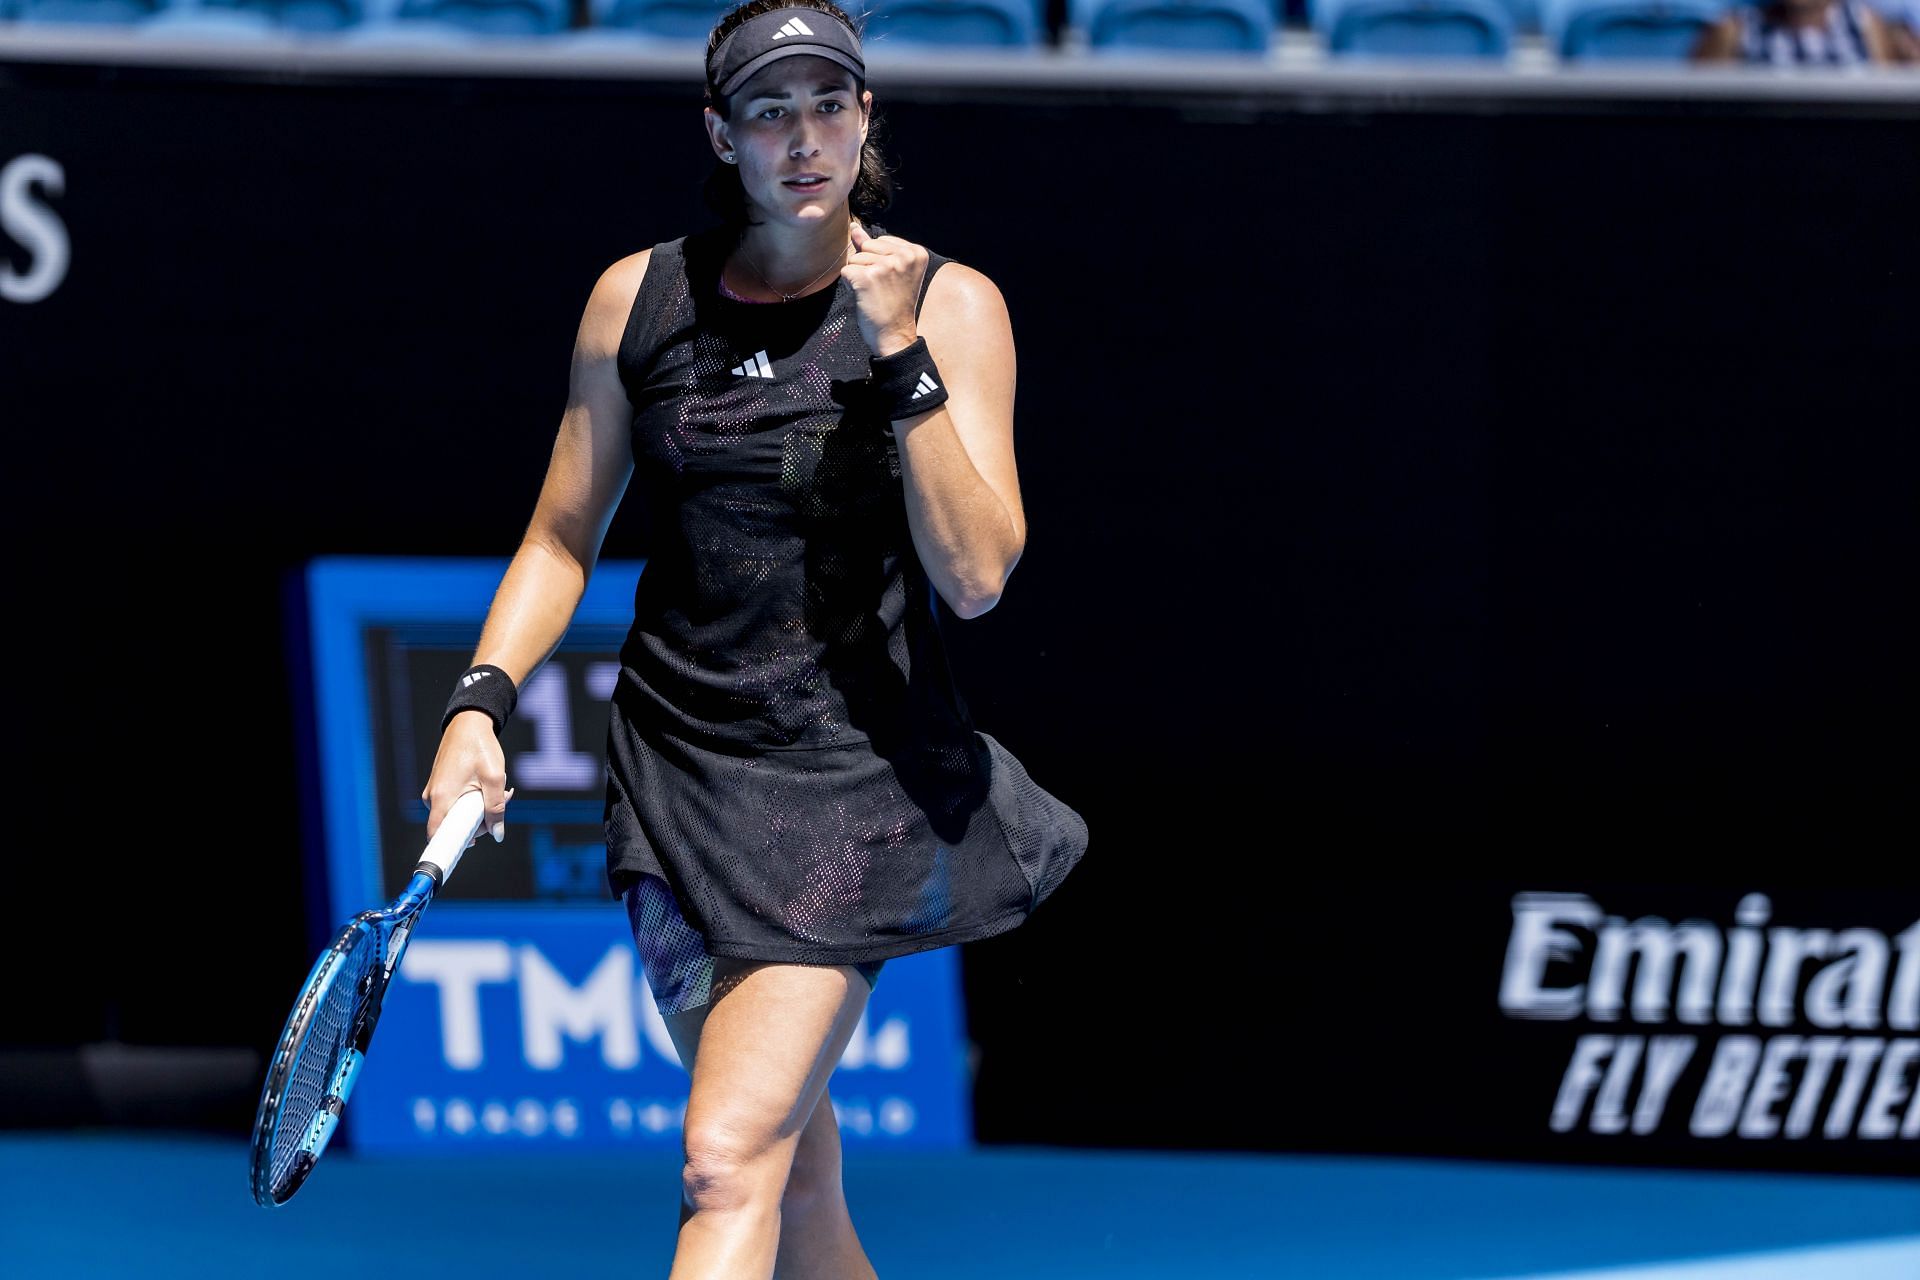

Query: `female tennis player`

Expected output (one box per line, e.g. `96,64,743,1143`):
420,2,1088,1274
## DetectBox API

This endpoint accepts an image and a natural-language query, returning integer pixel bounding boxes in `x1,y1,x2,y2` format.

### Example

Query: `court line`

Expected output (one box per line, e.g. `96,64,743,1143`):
1492,1234,1920,1280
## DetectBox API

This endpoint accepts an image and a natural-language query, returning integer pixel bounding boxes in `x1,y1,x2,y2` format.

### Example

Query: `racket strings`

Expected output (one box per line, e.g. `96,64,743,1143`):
270,934,377,1194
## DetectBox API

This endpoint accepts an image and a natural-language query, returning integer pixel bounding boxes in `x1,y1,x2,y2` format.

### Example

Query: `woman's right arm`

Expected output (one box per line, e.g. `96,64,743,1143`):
422,249,654,841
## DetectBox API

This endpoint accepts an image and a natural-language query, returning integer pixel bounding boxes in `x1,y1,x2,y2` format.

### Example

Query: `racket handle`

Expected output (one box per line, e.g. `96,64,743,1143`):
417,789,488,886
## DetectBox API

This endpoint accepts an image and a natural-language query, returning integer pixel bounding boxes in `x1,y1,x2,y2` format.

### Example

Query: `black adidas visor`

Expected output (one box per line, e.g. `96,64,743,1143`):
708,7,866,101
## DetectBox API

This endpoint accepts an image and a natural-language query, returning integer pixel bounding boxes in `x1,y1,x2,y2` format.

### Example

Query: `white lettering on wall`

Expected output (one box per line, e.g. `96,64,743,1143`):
1,155,69,305
401,940,514,1069
1501,893,1919,1031
1507,894,1919,1142
518,945,639,1070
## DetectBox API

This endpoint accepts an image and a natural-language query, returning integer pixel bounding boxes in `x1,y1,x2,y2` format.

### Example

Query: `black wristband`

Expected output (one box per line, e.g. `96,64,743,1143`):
867,336,950,424
442,664,518,735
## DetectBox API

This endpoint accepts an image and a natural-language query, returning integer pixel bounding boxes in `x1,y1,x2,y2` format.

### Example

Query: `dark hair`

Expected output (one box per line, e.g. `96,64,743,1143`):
702,0,896,239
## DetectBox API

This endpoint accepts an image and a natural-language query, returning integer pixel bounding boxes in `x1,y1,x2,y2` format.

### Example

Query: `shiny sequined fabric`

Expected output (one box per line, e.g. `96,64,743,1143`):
603,222,1088,988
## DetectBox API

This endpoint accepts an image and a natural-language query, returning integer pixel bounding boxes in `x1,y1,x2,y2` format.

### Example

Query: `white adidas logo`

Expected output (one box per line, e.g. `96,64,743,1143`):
770,15,814,37
461,670,492,688
731,350,774,378
910,371,940,399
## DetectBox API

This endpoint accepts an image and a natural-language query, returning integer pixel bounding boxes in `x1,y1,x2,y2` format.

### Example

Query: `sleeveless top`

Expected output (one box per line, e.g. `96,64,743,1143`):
1736,0,1875,63
600,220,1089,967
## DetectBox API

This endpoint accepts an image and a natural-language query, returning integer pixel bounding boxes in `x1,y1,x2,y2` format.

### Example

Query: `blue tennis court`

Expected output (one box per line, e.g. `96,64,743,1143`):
3,1135,1914,1278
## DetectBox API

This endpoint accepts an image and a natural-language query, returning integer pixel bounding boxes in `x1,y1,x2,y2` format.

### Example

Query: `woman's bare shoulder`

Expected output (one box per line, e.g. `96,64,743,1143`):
920,260,1009,331
578,248,656,355
597,248,656,308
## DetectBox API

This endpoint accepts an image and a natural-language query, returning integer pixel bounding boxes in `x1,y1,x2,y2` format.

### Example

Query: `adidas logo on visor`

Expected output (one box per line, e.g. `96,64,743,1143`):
910,372,939,398
771,16,814,37
731,350,775,378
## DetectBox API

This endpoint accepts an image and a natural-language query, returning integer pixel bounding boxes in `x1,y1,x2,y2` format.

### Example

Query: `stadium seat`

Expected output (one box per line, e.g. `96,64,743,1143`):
550,23,685,45
177,0,360,30
386,0,567,34
13,0,163,23
1543,0,1726,58
1488,0,1541,33
588,0,732,39
1074,0,1274,53
335,17,482,36
135,4,281,33
859,0,1041,48
1313,0,1514,57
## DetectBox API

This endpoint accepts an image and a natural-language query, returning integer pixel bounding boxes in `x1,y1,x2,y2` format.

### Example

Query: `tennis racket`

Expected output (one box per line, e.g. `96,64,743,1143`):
250,788,489,1206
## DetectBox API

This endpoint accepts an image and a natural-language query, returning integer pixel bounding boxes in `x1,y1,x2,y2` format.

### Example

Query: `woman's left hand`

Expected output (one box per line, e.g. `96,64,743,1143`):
844,220,927,358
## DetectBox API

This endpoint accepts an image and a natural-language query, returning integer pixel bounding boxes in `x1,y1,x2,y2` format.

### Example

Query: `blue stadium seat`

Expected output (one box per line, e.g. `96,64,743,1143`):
1488,0,1540,33
170,0,361,30
14,0,163,23
336,16,482,36
1074,0,1274,53
551,23,686,45
860,0,1041,47
135,4,281,34
387,0,567,34
233,0,361,30
1543,0,1726,58
588,0,731,39
1313,0,1513,56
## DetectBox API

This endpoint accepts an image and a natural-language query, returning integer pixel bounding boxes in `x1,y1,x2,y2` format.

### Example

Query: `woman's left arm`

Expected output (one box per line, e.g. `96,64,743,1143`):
887,264,1027,619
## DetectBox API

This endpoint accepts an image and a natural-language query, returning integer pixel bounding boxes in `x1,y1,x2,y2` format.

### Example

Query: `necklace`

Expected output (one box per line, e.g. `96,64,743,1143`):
735,228,853,303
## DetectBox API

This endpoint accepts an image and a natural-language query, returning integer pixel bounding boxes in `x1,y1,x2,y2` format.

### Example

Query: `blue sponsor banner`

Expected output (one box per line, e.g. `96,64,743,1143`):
305,557,972,1153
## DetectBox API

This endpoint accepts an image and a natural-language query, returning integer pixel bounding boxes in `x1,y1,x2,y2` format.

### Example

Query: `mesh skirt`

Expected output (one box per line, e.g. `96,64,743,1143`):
624,870,885,1018
606,699,1090,968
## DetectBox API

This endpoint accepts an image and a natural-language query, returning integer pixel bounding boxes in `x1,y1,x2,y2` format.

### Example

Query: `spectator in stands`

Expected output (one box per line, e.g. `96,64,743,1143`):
1691,0,1905,62
1867,0,1920,58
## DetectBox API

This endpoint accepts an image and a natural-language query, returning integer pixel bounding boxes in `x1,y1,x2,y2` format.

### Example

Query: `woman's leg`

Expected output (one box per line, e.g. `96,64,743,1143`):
663,1006,879,1280
659,958,877,1280
772,1084,878,1280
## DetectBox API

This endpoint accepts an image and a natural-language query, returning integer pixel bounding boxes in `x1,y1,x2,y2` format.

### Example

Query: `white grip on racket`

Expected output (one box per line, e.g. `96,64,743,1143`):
418,789,488,885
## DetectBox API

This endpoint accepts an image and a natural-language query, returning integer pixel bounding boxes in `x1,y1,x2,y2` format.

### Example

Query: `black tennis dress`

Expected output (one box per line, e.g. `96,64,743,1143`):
603,220,1088,1016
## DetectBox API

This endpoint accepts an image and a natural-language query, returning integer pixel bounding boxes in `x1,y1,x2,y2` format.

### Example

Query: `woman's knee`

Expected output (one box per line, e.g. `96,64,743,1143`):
680,1122,796,1214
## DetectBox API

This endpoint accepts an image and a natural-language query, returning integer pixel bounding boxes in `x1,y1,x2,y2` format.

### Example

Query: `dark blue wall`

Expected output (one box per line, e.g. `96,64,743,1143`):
4,57,1915,1172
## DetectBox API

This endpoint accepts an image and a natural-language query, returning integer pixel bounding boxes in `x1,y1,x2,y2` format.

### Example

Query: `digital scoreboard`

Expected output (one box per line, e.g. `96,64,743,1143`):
304,558,971,1153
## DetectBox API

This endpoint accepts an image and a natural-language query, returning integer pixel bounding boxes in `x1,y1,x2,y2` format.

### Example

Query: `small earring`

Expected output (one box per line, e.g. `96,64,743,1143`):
724,153,736,163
